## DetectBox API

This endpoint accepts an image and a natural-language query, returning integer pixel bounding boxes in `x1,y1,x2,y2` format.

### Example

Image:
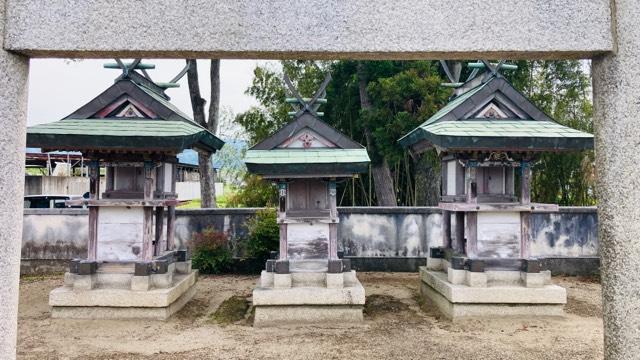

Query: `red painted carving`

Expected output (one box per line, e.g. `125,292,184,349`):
299,132,314,148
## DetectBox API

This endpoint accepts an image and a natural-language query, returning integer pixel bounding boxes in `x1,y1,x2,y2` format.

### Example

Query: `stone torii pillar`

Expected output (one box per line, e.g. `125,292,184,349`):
0,2,29,358
592,0,640,358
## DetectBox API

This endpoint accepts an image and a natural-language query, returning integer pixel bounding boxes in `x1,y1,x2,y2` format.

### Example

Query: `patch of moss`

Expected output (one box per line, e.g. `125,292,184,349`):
211,295,249,324
364,294,409,317
20,273,64,284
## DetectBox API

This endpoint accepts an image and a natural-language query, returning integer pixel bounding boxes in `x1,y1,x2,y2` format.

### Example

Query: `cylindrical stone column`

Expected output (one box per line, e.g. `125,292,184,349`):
0,3,30,357
592,1,640,358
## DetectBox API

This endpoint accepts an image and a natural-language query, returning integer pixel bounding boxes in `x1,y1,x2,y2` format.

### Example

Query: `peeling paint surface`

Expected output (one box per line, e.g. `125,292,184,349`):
22,212,87,259
477,212,521,258
286,222,329,260
530,212,598,257
338,212,440,257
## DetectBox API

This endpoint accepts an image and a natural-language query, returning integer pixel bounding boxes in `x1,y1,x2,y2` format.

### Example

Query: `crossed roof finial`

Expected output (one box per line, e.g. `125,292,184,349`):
283,71,331,118
104,58,192,90
440,60,518,88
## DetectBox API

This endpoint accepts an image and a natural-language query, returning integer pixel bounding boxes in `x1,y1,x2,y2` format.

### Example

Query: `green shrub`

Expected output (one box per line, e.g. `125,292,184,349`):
190,227,232,274
227,174,278,207
245,208,279,260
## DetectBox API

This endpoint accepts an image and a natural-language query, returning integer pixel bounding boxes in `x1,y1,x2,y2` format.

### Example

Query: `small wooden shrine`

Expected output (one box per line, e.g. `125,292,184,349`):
244,73,370,326
400,61,593,319
27,60,224,319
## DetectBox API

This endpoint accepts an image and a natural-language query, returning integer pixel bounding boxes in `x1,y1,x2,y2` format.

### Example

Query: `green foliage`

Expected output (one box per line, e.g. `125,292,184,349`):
325,60,448,205
235,59,596,207
507,60,596,205
190,227,232,274
245,208,279,260
234,61,329,146
226,174,277,208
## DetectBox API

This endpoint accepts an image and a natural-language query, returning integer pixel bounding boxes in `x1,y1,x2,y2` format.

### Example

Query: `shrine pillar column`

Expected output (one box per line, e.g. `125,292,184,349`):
0,1,30,356
592,1,640,358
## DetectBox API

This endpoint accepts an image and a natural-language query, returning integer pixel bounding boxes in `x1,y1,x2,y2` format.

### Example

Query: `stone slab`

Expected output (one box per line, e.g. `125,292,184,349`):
49,271,197,308
420,267,566,304
420,282,564,320
254,305,363,327
51,281,197,320
253,272,365,306
5,0,613,59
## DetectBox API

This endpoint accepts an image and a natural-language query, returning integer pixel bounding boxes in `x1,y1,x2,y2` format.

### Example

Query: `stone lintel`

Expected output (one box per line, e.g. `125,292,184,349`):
4,1,613,59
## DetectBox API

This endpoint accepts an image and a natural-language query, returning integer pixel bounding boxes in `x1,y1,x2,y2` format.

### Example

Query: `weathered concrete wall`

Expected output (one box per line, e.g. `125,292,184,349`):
24,176,214,201
24,176,99,196
21,207,598,273
338,207,442,257
4,0,613,59
530,207,598,257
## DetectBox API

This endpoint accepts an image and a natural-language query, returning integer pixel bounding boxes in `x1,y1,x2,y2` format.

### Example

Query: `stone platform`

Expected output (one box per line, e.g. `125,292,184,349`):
49,260,197,320
252,270,365,327
419,266,566,320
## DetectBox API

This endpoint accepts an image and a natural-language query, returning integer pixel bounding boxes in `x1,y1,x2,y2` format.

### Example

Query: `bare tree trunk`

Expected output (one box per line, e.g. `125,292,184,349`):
186,59,220,208
356,61,397,206
413,153,440,206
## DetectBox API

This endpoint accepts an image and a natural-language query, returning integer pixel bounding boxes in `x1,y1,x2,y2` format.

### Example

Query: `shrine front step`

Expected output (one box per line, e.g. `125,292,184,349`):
419,267,566,321
49,271,197,320
253,271,365,327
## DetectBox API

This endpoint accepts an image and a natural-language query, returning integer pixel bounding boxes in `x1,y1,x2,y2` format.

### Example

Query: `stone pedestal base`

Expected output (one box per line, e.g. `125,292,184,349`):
253,270,365,327
49,262,197,320
419,267,566,320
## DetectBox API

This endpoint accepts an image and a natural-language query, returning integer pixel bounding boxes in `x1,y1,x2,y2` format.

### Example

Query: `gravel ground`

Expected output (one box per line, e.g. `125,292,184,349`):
17,272,603,359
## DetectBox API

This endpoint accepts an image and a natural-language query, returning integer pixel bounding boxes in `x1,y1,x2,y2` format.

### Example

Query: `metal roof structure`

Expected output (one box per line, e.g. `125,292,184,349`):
26,60,224,154
399,64,594,153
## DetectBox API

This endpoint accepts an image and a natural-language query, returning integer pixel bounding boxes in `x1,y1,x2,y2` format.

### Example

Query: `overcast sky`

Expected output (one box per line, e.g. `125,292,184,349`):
27,59,275,127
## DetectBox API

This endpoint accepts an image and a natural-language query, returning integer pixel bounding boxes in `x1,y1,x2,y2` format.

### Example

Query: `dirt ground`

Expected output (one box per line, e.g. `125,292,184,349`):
17,272,603,360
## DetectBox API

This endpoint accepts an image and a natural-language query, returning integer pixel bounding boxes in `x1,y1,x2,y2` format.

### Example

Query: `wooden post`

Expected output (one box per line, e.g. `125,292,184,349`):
278,181,287,221
277,180,288,260
105,166,114,192
455,212,465,254
89,160,100,200
142,161,156,260
466,164,477,204
279,224,288,260
465,212,477,258
520,161,531,204
328,180,338,259
143,160,156,201
520,212,530,259
166,206,176,251
166,159,177,252
87,160,100,260
154,206,165,256
142,207,154,260
442,210,451,249
441,160,447,198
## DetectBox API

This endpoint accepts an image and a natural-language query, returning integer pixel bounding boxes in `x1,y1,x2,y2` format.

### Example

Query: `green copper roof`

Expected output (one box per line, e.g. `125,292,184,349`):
244,148,370,176
421,81,490,127
410,119,593,151
399,76,594,152
27,119,224,153
245,148,370,164
135,82,193,122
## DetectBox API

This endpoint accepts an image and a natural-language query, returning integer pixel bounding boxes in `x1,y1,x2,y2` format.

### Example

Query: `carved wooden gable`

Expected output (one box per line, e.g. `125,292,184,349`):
251,112,363,151
277,128,337,149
